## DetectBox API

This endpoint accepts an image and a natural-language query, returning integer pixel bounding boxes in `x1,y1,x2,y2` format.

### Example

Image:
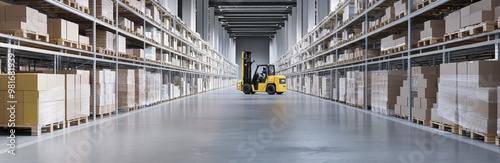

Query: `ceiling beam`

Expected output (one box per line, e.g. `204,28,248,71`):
209,2,296,7
215,12,291,16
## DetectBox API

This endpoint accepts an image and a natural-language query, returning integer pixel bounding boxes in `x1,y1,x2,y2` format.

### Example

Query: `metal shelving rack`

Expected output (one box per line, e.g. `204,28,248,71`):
1,0,238,120
274,0,500,120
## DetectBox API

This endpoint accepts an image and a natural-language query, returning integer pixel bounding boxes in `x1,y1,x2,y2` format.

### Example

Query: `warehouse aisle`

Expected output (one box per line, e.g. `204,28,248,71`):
0,87,499,163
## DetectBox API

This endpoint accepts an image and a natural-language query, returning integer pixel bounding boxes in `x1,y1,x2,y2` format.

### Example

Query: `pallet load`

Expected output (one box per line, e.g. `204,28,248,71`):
397,66,438,125
357,72,370,108
456,61,500,142
114,35,126,54
321,76,331,99
144,46,156,60
118,69,135,111
0,5,48,42
436,63,459,126
339,77,347,102
171,75,181,99
90,0,114,24
346,71,358,106
48,18,79,47
60,70,91,127
91,69,116,116
0,74,66,135
418,20,445,47
127,48,144,59
312,74,319,96
87,30,114,54
370,70,406,115
134,69,146,107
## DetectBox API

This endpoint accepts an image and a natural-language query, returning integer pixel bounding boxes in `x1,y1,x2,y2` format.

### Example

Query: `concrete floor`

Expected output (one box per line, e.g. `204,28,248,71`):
0,87,499,163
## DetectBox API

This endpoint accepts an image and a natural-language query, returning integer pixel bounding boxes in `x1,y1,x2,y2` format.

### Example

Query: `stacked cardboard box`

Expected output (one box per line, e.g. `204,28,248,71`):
89,30,114,50
118,17,135,31
381,6,395,23
127,49,144,58
357,72,370,108
371,70,406,115
60,70,91,121
91,69,116,115
393,0,407,17
146,72,161,104
321,76,331,99
445,10,461,34
343,4,354,22
460,0,500,28
48,18,79,43
114,35,126,53
398,67,439,121
118,69,135,109
339,77,347,102
91,0,113,21
312,74,319,96
76,0,89,8
0,5,47,34
0,74,66,134
436,63,459,125
144,46,157,60
147,5,161,23
346,71,358,105
130,0,146,13
420,20,445,39
134,69,146,106
456,61,500,136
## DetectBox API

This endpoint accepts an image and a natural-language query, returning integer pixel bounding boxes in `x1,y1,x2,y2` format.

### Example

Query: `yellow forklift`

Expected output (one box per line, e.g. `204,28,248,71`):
237,51,287,95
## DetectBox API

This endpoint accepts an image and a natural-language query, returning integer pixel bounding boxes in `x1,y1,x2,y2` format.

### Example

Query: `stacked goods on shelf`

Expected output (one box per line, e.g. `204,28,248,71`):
127,48,144,58
118,17,135,32
435,63,459,126
75,0,89,8
118,69,135,110
91,69,116,115
47,18,79,44
342,3,354,22
114,35,126,54
380,31,421,53
60,70,91,123
444,10,461,35
145,26,162,43
163,32,170,47
146,5,161,23
312,74,319,96
329,0,342,13
0,5,47,35
381,6,394,23
419,20,445,45
460,0,500,28
456,61,500,139
393,0,410,18
134,69,146,106
88,30,114,51
339,77,347,102
370,70,406,115
357,72,370,108
0,74,66,135
91,0,113,22
346,71,358,105
129,0,146,13
321,76,331,99
146,72,161,104
411,66,439,123
144,46,156,60
162,75,170,101
171,75,181,98
354,0,365,14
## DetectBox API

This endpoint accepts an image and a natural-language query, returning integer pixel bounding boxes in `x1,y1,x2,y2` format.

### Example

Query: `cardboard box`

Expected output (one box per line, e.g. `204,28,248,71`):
445,10,461,34
66,20,79,42
461,15,470,28
471,0,500,13
5,5,38,17
467,61,500,87
79,35,90,45
48,18,67,40
469,10,494,25
413,97,421,108
420,98,436,110
495,6,500,19
461,6,471,19
418,87,437,98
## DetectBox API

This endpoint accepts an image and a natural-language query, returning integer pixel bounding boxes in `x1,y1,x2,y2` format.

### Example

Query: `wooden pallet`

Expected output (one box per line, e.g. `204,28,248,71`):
417,37,443,47
395,114,408,120
0,29,49,42
77,5,90,14
97,47,115,55
381,45,408,55
430,121,459,134
65,116,89,128
120,0,130,5
50,38,78,48
458,21,496,38
443,31,459,41
395,11,407,20
79,43,92,51
1,121,65,136
119,106,139,112
97,16,114,25
412,117,430,126
93,112,113,118
119,53,138,59
458,127,496,143
417,0,437,10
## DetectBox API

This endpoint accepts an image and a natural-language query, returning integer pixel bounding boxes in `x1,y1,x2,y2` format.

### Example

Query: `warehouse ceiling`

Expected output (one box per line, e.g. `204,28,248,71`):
209,0,296,37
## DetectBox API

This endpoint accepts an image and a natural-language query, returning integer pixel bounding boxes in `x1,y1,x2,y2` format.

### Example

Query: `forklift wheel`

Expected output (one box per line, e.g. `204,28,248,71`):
243,84,252,94
266,85,276,95
277,92,283,95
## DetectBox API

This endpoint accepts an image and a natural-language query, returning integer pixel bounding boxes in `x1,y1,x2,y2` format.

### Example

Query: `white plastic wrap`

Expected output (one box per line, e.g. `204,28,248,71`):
370,70,406,115
118,69,135,109
135,69,146,106
339,78,346,102
458,87,497,135
91,69,116,115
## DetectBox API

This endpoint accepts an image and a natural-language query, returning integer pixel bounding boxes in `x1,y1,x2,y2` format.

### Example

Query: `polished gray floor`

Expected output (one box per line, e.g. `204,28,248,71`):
0,87,499,163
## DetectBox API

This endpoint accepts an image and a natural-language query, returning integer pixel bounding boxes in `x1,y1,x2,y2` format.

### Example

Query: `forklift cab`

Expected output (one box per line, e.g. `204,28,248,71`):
252,65,275,90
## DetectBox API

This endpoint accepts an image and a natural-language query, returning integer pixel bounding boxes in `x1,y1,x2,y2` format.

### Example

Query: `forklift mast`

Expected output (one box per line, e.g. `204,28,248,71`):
242,51,253,84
